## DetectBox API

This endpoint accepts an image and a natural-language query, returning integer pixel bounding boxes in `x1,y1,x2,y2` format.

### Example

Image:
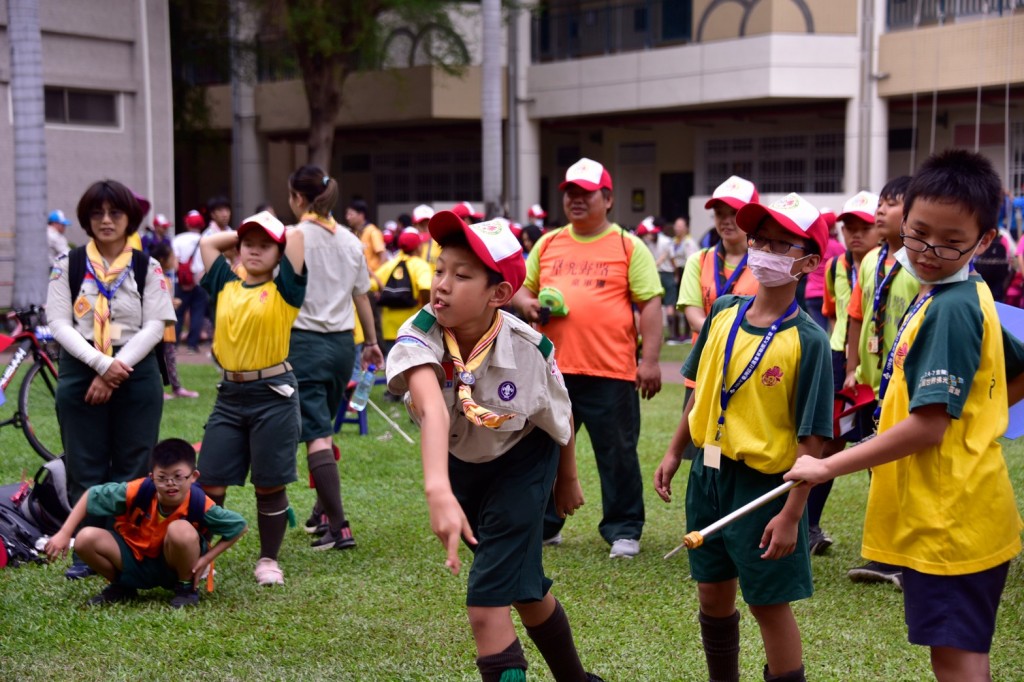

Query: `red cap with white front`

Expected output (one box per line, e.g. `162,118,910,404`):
451,201,484,221
837,191,879,225
153,213,171,229
527,204,547,220
559,158,613,192
237,211,286,244
635,216,660,236
428,210,526,292
735,192,829,256
705,176,759,211
184,210,205,229
412,204,435,224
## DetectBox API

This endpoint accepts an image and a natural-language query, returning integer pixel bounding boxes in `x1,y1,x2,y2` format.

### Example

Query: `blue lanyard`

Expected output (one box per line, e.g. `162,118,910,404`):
871,244,901,327
873,286,944,422
714,244,748,298
84,257,133,301
717,297,799,437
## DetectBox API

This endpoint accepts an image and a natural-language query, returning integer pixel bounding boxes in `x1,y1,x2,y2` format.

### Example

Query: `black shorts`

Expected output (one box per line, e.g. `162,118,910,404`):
449,427,558,607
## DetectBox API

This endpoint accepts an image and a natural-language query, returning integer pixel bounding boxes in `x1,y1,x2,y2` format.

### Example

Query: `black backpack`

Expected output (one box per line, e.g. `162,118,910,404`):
67,246,170,385
973,236,1011,302
20,457,72,536
378,259,418,309
0,483,45,567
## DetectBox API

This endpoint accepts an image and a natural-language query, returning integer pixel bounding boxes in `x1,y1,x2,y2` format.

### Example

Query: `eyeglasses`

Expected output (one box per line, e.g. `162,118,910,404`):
89,208,126,222
900,230,979,262
748,235,806,256
152,473,192,487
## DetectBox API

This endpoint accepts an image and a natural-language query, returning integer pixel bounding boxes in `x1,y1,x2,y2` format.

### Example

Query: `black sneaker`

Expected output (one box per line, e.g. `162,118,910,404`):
808,526,833,556
65,556,97,580
303,510,329,536
169,582,200,608
310,521,356,551
86,583,137,605
585,674,606,682
847,561,903,590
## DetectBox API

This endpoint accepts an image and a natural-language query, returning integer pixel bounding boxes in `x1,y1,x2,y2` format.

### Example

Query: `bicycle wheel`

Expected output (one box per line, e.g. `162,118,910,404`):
19,359,61,461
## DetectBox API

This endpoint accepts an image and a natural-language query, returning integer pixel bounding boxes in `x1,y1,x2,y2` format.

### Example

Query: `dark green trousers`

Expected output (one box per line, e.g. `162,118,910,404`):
56,350,163,507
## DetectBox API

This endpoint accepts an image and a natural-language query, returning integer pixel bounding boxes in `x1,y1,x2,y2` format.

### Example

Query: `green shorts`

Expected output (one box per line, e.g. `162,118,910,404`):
684,450,813,606
113,533,207,590
288,329,355,441
199,373,301,488
449,427,558,607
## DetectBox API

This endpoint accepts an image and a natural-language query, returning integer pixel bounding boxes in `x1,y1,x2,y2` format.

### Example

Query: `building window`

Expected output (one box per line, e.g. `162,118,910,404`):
44,88,118,127
373,150,482,204
703,132,844,195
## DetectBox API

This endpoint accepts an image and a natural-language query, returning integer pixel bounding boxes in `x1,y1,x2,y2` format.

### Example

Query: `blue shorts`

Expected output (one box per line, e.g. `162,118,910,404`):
903,562,1010,653
831,349,846,393
684,451,813,606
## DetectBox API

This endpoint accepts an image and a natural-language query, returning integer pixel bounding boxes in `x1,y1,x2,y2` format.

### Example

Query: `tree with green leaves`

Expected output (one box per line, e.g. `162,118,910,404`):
278,0,471,170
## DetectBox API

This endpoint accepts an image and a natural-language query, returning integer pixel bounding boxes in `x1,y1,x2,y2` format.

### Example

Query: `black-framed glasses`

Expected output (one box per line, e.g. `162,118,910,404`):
900,230,980,262
152,473,192,487
748,234,806,256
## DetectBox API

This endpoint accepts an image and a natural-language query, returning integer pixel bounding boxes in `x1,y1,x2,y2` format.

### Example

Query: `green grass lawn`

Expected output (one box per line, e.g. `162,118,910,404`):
0,362,1022,681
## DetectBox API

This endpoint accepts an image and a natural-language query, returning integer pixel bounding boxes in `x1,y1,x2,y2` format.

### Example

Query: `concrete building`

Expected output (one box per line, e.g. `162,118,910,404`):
181,0,1023,237
0,0,174,306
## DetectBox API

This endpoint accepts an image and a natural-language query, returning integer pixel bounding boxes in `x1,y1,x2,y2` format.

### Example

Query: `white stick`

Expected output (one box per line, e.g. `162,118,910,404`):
664,479,800,559
366,397,416,444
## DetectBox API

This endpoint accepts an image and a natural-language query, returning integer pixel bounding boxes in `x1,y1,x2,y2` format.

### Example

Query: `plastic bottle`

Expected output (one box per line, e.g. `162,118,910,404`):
349,364,377,412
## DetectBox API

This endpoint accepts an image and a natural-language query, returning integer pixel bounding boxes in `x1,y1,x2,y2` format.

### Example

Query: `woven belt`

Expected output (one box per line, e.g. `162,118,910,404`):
223,362,292,383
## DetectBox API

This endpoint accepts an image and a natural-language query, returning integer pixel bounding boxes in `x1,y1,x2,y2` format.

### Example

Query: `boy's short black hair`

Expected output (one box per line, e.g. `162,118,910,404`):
904,150,1001,235
397,213,412,229
435,232,505,287
207,195,231,212
803,237,820,257
879,175,912,202
347,199,368,216
150,438,197,471
149,242,173,265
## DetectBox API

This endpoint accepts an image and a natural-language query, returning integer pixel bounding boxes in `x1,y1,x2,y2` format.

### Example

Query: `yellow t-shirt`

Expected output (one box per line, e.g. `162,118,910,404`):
682,295,834,474
863,278,1024,575
201,255,306,372
372,254,433,341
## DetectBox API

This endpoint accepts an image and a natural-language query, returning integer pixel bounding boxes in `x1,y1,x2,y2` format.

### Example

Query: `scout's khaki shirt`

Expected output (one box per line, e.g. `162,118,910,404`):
386,307,572,463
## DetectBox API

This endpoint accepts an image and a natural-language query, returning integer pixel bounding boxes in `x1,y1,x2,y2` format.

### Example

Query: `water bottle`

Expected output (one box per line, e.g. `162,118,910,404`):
349,364,363,385
349,364,377,412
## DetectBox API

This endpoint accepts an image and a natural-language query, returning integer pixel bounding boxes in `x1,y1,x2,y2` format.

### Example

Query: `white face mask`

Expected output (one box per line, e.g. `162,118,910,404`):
893,246,974,285
747,248,805,287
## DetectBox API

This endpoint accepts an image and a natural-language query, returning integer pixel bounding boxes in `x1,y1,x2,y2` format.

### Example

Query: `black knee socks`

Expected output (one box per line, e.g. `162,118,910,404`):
700,610,741,682
307,448,346,532
476,639,528,682
764,664,806,681
523,600,587,682
207,490,226,508
255,489,289,560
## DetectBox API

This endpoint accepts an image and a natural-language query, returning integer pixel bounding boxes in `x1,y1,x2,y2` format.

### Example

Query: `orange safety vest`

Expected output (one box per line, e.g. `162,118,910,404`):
113,478,213,561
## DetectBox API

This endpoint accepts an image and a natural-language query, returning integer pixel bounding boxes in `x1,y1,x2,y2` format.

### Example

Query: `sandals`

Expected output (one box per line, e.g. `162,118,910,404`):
253,557,284,586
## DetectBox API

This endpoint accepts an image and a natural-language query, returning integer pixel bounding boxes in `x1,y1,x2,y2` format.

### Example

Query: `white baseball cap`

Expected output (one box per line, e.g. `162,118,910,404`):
837,191,880,225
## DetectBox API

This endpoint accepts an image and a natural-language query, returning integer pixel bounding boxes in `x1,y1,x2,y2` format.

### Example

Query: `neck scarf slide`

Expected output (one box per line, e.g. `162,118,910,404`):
441,313,514,429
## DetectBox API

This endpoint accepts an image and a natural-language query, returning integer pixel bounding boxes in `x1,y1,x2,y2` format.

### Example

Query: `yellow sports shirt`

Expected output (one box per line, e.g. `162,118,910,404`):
201,255,306,372
683,295,834,474
863,278,1024,575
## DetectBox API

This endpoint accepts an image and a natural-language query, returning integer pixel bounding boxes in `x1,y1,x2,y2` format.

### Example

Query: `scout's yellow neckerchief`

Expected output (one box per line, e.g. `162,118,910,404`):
441,313,514,429
85,240,133,356
301,212,336,234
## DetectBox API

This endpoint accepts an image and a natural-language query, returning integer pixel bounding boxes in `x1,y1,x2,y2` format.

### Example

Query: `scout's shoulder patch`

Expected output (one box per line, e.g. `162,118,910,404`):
412,308,436,333
508,319,553,359
49,265,62,281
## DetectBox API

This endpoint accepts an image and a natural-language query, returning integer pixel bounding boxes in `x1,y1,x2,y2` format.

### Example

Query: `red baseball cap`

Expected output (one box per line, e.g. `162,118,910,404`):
397,227,422,254
451,201,484,221
153,213,171,230
559,158,613,192
527,204,547,220
705,176,759,211
184,210,205,230
237,211,286,244
412,204,435,224
635,216,660,236
736,192,829,256
837,191,879,225
428,210,525,292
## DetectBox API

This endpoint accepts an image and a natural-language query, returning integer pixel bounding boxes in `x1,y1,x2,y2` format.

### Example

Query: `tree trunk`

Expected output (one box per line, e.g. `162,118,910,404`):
302,61,342,171
481,0,503,219
9,0,49,308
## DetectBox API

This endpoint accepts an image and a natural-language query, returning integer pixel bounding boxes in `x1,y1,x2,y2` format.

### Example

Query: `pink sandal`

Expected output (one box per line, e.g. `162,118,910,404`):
253,558,284,586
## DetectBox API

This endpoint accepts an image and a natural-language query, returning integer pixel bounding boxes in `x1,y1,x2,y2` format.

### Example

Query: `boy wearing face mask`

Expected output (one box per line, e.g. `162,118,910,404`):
655,194,833,682
788,150,1024,682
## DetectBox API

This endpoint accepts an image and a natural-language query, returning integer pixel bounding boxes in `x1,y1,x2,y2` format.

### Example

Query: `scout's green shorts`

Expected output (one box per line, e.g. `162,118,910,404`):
113,532,208,590
449,426,558,608
288,329,355,441
684,450,813,606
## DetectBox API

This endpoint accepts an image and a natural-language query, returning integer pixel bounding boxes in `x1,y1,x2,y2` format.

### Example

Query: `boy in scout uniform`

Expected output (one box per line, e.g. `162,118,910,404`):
386,210,604,682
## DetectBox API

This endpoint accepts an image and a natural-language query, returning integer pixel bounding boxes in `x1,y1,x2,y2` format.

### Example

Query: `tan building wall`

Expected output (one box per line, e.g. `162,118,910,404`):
879,14,1024,97
695,0,857,42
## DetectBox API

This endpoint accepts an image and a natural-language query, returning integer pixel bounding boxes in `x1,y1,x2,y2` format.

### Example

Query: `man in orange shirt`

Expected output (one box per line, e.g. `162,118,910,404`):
347,199,386,344
513,158,664,558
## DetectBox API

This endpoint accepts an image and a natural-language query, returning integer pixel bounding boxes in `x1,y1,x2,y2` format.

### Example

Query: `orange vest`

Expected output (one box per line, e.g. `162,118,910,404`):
534,228,638,381
113,478,213,561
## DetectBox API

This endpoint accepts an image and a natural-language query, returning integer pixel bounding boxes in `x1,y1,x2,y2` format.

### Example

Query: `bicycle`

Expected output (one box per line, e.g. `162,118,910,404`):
0,305,61,461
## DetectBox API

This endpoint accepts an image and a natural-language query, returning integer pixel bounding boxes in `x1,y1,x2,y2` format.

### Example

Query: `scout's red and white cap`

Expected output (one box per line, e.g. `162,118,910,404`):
559,157,613,192
736,192,828,256
705,176,759,211
635,216,660,236
527,204,547,220
397,227,422,254
184,210,205,229
237,211,286,244
451,201,484,221
412,204,435,224
837,191,879,225
153,213,171,229
428,210,526,292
